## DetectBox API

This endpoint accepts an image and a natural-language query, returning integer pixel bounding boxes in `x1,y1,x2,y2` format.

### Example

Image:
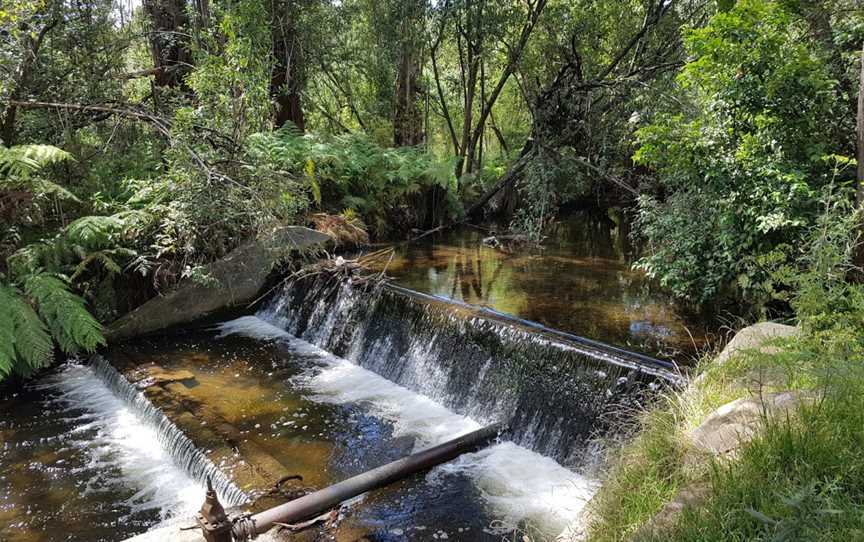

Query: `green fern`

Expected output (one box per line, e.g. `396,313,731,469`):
0,144,73,177
0,284,53,377
24,274,105,355
0,144,78,202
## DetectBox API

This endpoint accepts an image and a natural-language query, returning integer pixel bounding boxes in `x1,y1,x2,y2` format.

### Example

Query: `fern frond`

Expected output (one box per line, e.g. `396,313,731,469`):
70,249,132,280
0,144,73,178
24,274,104,354
0,286,19,376
0,284,53,376
65,215,126,249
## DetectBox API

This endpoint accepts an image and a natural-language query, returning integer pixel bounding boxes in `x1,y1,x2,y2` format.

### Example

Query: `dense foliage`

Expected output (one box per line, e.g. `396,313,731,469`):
633,0,858,305
0,144,104,377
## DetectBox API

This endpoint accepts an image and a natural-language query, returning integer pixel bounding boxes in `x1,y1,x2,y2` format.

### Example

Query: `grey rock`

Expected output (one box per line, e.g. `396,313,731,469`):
715,322,799,365
107,226,331,341
689,391,805,456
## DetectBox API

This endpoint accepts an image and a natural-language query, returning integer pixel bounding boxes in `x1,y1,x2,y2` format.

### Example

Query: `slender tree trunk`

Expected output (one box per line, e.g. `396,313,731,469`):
857,42,864,207
142,0,193,89
271,0,305,131
457,0,546,177
458,59,479,176
394,0,425,147
430,3,460,155
454,0,480,178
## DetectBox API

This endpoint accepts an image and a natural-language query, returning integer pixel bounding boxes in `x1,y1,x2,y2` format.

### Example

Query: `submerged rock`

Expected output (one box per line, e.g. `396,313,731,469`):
107,226,331,341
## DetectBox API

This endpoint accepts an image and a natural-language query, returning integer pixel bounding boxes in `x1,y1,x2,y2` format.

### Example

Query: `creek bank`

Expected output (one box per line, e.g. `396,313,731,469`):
569,321,801,541
107,226,331,342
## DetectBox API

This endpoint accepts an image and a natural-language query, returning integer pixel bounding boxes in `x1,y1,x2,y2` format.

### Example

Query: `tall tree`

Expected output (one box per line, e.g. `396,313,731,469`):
1,10,59,146
857,42,864,206
393,0,426,146
443,0,546,178
142,0,193,89
270,0,306,130
466,0,684,218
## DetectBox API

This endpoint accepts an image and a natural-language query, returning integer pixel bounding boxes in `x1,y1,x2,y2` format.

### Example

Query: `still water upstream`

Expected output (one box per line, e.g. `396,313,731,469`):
375,211,709,361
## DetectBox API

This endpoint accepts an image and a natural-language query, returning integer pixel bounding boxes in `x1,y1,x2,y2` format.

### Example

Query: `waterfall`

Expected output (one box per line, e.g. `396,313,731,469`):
88,355,249,507
257,274,680,465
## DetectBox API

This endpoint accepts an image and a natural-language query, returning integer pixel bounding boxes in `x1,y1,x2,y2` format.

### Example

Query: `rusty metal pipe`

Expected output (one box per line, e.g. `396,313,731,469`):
242,423,505,537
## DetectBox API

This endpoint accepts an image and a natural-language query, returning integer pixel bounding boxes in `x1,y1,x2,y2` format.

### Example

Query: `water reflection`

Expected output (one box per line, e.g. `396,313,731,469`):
376,210,707,361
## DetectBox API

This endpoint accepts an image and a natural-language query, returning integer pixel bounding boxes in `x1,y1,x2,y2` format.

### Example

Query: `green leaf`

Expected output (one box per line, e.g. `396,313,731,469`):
0,284,53,376
24,273,105,355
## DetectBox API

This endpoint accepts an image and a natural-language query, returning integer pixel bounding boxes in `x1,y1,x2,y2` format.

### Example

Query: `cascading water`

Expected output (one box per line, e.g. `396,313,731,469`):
87,355,249,508
0,361,207,541
217,316,599,537
257,274,679,465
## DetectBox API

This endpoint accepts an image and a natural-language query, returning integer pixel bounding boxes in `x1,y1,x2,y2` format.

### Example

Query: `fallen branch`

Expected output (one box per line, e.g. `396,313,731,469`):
273,509,338,532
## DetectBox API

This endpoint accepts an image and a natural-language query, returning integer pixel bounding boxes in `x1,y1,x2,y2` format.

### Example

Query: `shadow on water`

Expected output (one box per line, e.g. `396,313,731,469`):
374,210,710,362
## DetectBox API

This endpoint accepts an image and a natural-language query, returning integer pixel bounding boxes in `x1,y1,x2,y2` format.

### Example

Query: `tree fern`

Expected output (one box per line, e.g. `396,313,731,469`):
0,144,72,177
24,274,105,355
0,144,78,202
65,215,127,249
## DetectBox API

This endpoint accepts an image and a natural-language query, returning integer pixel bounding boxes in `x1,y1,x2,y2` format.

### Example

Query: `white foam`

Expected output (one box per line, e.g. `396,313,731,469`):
431,442,598,536
215,315,293,341
219,316,599,536
43,363,203,524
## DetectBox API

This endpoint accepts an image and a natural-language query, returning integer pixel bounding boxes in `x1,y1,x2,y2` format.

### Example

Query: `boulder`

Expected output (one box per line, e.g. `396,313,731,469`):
689,391,805,456
715,322,799,365
632,483,710,540
106,226,331,341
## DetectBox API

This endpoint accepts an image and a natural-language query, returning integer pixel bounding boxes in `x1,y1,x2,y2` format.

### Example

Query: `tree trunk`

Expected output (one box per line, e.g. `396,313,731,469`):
1,19,58,146
271,0,305,131
394,0,425,147
394,49,424,146
857,42,864,207
142,0,193,89
456,0,546,178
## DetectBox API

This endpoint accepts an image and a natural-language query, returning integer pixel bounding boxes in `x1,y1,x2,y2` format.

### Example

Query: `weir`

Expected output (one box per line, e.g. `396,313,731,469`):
257,274,680,465
24,272,680,541
89,356,249,507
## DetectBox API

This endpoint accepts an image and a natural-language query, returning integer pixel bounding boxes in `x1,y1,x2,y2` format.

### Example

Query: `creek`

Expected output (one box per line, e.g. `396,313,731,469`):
1,210,697,541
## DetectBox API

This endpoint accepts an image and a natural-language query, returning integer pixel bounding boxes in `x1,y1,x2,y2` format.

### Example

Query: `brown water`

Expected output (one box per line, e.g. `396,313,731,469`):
0,363,204,542
373,210,708,361
1,325,593,541
117,328,592,540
